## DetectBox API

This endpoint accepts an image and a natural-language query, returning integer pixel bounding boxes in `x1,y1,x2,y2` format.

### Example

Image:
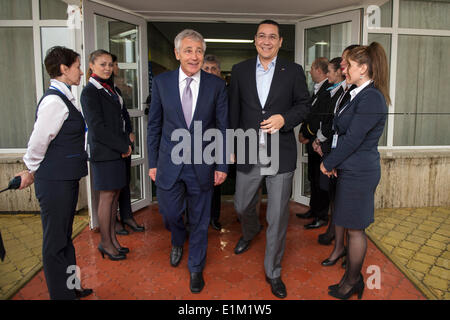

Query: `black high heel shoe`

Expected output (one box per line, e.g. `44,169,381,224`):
328,276,365,300
321,249,346,266
123,218,145,232
98,244,126,261
116,246,129,254
328,273,363,293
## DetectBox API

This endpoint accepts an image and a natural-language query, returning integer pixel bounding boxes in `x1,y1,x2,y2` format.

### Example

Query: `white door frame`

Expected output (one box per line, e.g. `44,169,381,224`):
292,9,361,205
82,0,150,229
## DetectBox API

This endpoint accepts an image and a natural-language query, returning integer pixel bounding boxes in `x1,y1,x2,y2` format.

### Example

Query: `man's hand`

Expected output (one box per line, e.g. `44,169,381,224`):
16,170,34,189
312,138,323,157
260,114,285,134
298,132,309,144
214,171,227,186
122,145,132,158
149,168,157,182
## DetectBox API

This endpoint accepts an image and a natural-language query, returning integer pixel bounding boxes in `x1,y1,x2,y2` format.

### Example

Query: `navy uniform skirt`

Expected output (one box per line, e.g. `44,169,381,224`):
91,159,126,191
333,168,381,230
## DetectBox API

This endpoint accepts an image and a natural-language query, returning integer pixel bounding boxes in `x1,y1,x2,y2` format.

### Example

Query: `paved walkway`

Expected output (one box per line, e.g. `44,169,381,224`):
2,201,433,300
366,207,450,299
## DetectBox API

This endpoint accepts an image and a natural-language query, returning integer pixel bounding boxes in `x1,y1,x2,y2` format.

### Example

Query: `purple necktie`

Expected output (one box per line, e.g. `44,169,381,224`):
181,77,193,127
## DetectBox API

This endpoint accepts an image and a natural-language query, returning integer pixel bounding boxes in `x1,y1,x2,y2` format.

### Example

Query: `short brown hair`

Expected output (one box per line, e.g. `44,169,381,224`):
312,57,329,74
44,46,80,79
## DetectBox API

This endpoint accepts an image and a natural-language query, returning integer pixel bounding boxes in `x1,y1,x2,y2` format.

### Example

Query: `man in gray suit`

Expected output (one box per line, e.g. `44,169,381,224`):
229,20,310,298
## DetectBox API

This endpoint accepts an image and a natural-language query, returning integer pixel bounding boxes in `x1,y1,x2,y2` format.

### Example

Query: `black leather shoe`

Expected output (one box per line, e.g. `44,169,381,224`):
318,232,335,245
123,218,145,232
210,220,222,230
295,210,313,219
115,228,129,235
321,249,346,266
170,246,183,267
234,237,251,255
74,288,93,299
190,272,205,293
265,276,287,299
304,218,328,229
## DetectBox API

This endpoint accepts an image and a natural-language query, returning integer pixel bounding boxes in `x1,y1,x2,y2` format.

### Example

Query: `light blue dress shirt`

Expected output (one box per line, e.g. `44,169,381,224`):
256,56,277,109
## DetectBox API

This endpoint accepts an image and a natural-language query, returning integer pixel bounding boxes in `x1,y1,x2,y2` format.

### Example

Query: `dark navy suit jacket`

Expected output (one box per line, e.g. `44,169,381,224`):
147,69,229,191
323,83,387,172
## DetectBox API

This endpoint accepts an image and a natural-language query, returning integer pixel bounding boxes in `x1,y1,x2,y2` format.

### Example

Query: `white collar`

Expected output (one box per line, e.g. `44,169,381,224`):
179,67,201,84
314,78,327,93
89,77,104,90
350,80,373,101
50,79,75,100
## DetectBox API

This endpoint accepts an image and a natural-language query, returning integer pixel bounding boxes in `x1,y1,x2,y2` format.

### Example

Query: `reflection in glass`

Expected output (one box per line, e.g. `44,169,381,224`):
399,0,450,30
0,27,36,148
131,117,141,157
40,0,67,20
130,165,143,203
116,68,138,109
109,21,137,63
0,0,32,20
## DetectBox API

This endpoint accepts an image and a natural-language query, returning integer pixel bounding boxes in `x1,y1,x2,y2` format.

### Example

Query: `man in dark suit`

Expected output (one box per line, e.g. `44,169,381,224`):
147,29,228,293
297,57,332,230
229,20,310,299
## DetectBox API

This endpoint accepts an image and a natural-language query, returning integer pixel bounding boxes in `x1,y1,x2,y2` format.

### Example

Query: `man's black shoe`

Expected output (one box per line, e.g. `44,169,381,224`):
304,219,328,229
234,237,251,254
265,276,287,299
295,210,313,219
74,288,93,299
170,246,183,267
190,272,205,293
210,220,222,230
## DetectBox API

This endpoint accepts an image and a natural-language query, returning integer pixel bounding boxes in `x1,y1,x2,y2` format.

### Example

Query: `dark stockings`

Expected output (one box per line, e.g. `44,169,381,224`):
98,190,121,255
335,228,367,295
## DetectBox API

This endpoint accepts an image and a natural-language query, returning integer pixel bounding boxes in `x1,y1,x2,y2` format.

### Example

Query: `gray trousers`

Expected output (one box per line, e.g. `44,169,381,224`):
234,165,294,279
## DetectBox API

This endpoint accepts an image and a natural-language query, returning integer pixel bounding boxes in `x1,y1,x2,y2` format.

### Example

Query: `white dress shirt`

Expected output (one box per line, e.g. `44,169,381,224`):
23,79,81,173
178,67,201,123
314,78,328,96
350,80,373,101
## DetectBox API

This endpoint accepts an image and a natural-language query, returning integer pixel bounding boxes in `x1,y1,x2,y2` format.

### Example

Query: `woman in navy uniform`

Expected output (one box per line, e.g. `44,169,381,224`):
81,50,132,261
321,42,390,299
17,46,92,300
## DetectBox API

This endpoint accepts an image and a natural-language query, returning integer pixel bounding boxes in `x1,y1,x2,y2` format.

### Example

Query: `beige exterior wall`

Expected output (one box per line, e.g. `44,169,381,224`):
0,154,88,213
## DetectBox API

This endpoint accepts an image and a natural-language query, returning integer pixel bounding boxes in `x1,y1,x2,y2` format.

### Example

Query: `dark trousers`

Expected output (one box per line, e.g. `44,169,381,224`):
156,164,213,273
118,156,133,221
34,178,80,300
307,143,330,221
211,185,221,222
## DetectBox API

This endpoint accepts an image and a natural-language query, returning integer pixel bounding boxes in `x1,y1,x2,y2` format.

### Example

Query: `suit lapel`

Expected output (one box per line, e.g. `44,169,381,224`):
248,58,262,109
263,59,284,110
172,69,189,129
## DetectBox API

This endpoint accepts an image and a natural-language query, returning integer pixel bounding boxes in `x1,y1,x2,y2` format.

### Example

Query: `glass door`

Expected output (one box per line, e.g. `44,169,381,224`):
293,10,361,205
82,0,150,229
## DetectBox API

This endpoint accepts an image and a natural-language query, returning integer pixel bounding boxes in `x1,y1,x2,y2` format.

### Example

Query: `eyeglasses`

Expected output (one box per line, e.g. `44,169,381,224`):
256,33,279,42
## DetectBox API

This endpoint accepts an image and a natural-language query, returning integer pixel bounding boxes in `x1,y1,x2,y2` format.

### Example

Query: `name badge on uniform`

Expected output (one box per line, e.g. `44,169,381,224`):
332,133,338,149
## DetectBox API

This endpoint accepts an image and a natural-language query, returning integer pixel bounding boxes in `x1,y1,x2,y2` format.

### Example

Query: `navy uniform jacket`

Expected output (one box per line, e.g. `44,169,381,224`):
323,83,387,172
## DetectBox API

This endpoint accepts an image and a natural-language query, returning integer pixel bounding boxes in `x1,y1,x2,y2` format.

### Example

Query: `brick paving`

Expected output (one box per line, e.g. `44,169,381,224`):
366,207,450,299
0,212,89,300
2,201,429,300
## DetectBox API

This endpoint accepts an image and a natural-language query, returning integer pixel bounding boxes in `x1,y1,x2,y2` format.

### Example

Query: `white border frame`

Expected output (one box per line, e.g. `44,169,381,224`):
293,9,362,205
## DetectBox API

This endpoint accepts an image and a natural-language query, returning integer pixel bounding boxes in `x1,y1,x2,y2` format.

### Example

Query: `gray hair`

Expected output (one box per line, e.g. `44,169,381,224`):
174,29,206,53
203,54,221,69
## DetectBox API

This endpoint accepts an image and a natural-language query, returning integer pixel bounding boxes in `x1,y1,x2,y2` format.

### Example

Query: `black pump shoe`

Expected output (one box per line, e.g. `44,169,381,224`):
328,277,365,300
98,244,126,261
123,218,145,232
321,249,346,266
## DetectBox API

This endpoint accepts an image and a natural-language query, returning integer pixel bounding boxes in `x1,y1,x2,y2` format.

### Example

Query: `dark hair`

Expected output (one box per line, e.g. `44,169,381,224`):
256,19,282,38
343,44,360,54
86,49,112,81
347,42,391,105
111,54,118,63
329,57,342,72
204,54,221,69
312,57,329,74
44,46,80,79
